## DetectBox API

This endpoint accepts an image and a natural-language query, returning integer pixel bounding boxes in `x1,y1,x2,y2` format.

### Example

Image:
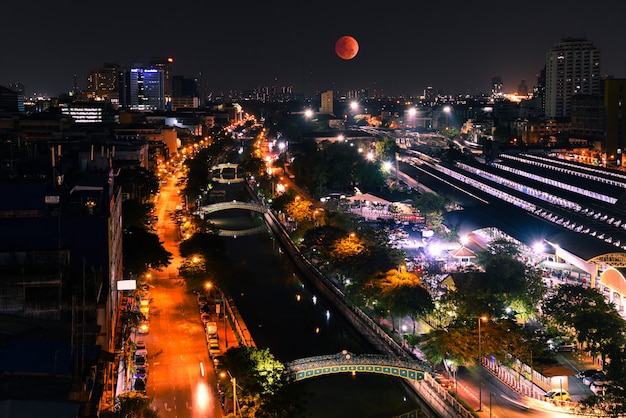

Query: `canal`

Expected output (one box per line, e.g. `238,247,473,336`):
206,183,424,418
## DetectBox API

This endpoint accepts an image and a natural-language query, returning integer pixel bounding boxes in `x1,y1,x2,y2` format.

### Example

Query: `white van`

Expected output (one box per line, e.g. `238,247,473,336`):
205,321,218,337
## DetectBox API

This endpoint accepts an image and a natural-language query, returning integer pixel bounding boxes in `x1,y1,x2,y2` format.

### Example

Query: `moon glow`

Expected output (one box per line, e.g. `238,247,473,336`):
335,36,359,60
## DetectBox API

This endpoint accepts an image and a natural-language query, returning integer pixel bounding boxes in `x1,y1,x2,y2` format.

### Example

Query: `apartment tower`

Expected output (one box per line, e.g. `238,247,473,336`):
544,37,601,118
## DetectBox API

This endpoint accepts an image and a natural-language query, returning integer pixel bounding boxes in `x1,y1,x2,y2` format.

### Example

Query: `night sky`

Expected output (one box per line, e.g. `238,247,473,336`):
3,0,625,98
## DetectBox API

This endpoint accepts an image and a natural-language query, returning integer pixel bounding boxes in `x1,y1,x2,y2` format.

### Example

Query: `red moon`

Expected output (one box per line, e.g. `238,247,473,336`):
335,36,359,60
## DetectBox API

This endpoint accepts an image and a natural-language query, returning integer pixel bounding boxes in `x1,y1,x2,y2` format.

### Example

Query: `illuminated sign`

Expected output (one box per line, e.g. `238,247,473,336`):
117,279,137,290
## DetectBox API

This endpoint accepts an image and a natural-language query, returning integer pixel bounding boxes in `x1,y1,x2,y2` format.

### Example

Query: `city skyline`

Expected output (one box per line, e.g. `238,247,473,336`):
2,0,625,98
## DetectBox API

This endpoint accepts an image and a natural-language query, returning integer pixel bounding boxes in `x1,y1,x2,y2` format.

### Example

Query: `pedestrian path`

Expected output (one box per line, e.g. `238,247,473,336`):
221,289,255,349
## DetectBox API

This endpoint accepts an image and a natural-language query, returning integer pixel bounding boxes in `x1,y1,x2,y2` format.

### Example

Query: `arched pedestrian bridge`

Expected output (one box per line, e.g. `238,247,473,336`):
211,163,245,183
195,201,269,237
283,351,429,383
195,201,268,217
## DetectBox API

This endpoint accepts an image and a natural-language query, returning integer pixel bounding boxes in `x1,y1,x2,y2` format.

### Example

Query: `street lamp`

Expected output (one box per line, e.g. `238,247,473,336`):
489,392,495,418
443,105,451,132
220,370,240,416
478,315,488,412
445,359,457,397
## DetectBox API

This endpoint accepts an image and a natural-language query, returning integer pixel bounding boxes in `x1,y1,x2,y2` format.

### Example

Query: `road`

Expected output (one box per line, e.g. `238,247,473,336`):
452,366,578,418
142,172,224,418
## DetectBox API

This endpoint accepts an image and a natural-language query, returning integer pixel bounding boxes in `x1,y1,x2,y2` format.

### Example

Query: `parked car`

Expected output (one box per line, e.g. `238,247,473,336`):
576,368,600,379
212,355,223,370
206,321,218,337
590,380,610,395
201,313,212,324
550,340,577,352
135,340,147,357
209,340,221,356
133,365,147,380
544,389,571,402
134,377,147,393
140,300,150,319
134,354,147,367
583,371,606,386
197,295,209,307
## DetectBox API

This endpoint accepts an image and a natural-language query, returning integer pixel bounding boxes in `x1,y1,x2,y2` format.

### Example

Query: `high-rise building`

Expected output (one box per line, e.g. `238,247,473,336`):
88,63,120,102
0,85,24,112
120,67,165,110
150,57,174,106
544,38,601,118
172,75,200,109
569,93,604,148
320,90,333,115
603,78,626,168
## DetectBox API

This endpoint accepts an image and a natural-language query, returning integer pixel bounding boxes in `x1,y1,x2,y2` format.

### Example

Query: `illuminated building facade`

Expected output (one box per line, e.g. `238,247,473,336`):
149,57,174,108
87,63,120,102
120,68,165,110
61,101,111,123
320,90,333,115
545,38,601,118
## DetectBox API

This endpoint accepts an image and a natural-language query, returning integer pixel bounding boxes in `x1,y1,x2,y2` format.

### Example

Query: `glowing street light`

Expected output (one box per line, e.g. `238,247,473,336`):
460,235,469,246
443,105,451,132
445,359,458,397
220,370,240,416
478,315,488,411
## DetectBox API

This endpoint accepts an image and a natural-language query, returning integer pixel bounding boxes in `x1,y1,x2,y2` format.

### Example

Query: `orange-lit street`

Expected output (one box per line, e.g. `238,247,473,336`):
140,168,227,418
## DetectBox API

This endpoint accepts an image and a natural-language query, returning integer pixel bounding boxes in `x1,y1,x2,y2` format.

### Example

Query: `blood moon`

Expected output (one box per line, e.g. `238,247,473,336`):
335,36,359,60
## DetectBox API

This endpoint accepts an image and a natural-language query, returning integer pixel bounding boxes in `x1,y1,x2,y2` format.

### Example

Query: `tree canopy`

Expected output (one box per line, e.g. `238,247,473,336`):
375,268,434,334
123,226,172,277
218,346,303,417
542,284,626,366
110,392,159,418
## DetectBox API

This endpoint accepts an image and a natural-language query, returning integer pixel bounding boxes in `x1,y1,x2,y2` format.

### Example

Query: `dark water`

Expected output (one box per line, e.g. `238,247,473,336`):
209,207,423,418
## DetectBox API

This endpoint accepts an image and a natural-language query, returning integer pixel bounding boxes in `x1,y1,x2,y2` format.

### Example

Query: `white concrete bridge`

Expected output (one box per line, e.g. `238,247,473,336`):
195,201,269,236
